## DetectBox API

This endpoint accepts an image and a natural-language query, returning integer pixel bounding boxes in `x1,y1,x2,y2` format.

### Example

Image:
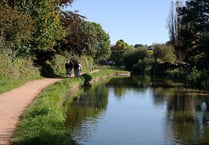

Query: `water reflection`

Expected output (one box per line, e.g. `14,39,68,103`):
66,84,109,142
66,75,209,145
106,75,151,98
165,90,209,145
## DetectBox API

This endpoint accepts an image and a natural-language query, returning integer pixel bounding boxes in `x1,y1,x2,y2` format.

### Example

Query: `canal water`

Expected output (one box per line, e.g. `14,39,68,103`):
65,75,209,145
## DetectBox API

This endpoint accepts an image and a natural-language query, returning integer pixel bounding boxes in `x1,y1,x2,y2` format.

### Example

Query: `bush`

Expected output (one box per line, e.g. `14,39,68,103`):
186,67,202,85
167,66,209,90
0,54,40,93
166,68,187,81
153,44,176,64
122,48,151,73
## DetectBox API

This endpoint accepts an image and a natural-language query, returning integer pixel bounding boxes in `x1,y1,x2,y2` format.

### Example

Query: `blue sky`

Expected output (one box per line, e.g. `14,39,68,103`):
67,0,173,45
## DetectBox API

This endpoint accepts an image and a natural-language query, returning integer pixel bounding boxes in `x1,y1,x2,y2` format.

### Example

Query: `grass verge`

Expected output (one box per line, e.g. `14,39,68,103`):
0,76,42,94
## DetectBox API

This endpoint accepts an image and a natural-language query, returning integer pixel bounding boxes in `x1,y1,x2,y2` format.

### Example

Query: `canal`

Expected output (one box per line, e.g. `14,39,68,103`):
65,75,209,145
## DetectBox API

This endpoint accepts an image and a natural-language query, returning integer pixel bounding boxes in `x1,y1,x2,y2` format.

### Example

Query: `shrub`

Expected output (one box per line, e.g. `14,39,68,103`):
122,48,151,73
0,54,40,93
186,67,202,85
166,68,187,81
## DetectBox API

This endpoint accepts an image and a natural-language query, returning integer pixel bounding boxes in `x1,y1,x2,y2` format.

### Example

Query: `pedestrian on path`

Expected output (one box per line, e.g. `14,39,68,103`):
65,60,71,77
73,61,82,77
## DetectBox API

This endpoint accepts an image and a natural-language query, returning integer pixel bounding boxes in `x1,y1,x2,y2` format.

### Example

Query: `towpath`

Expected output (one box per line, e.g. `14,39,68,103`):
0,78,63,145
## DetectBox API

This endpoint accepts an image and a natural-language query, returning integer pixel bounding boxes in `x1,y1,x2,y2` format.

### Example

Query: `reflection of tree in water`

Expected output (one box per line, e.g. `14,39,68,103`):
152,87,174,106
131,75,151,88
157,87,209,145
113,87,126,97
106,75,151,98
167,91,195,112
65,84,109,141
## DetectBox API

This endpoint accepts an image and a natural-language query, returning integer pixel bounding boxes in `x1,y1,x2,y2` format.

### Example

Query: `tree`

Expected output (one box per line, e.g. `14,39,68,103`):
57,12,111,59
58,11,89,56
167,1,176,46
85,22,111,60
197,36,209,70
178,0,209,66
4,0,72,69
109,39,131,66
113,39,130,50
153,44,176,64
122,48,149,73
0,1,34,58
167,0,186,63
14,0,65,50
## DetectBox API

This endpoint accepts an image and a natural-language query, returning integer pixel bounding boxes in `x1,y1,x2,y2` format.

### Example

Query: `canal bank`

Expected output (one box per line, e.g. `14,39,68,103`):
11,69,130,145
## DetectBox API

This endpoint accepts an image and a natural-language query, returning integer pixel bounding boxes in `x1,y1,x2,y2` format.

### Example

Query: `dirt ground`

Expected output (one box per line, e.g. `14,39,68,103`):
0,78,63,145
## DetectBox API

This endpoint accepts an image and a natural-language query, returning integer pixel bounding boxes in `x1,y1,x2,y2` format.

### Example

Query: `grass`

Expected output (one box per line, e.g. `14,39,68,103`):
0,76,42,93
11,68,121,145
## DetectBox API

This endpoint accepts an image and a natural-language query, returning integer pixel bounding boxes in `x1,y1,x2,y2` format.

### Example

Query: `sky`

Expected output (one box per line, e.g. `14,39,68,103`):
67,0,173,45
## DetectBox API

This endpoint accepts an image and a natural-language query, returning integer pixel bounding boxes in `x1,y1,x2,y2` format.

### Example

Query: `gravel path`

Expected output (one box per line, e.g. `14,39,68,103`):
0,78,63,145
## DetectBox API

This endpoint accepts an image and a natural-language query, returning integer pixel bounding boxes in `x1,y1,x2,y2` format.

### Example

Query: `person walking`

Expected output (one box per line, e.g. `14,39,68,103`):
78,62,82,76
73,61,79,77
68,59,74,77
65,60,71,77
73,61,82,77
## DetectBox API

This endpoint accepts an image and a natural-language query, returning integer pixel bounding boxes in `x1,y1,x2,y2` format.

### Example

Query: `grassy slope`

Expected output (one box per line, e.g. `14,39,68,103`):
0,76,42,94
